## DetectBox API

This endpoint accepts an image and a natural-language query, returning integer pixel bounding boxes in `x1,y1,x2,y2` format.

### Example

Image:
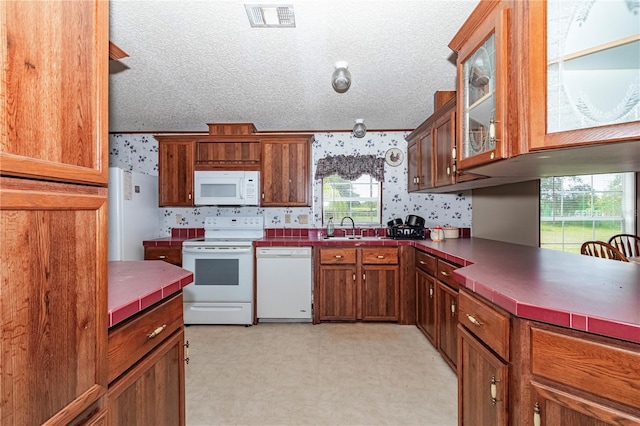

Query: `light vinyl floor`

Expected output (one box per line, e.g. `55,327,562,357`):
185,322,458,426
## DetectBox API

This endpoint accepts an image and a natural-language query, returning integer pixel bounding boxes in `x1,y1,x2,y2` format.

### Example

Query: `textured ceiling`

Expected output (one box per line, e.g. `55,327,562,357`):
108,0,479,133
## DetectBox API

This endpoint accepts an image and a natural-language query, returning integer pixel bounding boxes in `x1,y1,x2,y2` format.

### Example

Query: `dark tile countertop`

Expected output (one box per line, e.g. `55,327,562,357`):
108,260,193,328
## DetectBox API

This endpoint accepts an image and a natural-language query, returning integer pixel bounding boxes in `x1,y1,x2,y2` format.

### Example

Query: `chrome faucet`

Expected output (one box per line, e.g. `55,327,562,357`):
340,216,355,236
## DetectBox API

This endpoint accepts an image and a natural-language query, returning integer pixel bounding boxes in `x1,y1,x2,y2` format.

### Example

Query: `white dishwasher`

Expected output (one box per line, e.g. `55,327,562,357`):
256,246,312,322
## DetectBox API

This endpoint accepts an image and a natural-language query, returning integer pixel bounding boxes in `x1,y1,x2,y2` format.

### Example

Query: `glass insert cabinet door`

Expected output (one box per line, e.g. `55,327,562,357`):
528,0,640,148
462,33,497,161
548,0,639,133
454,5,510,170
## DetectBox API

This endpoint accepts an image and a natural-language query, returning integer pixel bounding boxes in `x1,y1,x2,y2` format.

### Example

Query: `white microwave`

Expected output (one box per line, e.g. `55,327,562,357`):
194,171,260,206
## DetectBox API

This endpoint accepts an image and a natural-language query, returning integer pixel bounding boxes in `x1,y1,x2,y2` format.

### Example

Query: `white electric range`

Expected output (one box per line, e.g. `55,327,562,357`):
182,216,264,325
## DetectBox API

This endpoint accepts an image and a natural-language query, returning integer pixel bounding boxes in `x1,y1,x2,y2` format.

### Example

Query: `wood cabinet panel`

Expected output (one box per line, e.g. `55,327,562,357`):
261,137,311,206
459,289,510,361
108,329,185,426
437,281,458,370
196,140,261,168
319,248,357,265
407,140,420,192
415,250,437,274
434,108,456,187
108,294,184,383
157,139,194,207
318,266,357,321
531,327,640,410
361,247,399,265
458,325,509,426
0,177,108,425
144,246,182,266
1,0,109,185
416,269,437,345
362,266,399,321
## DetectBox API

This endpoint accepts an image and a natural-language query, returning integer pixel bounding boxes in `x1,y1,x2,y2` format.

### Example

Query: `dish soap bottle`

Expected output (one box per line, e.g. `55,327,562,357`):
326,217,335,237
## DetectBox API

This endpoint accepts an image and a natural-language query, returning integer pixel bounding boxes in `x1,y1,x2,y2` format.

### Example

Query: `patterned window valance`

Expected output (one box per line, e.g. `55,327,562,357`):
315,154,385,181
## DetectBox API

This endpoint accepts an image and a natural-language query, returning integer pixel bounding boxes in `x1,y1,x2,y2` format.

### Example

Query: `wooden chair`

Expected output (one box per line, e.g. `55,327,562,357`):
607,234,640,259
580,241,629,262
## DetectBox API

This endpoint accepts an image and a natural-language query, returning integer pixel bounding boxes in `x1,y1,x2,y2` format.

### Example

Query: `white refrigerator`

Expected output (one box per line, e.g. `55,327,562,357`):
108,167,161,261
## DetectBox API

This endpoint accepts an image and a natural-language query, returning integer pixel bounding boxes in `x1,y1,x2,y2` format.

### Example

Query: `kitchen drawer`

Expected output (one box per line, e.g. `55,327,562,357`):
108,293,184,383
437,259,459,290
531,327,640,410
458,290,510,360
319,248,357,265
361,247,398,265
144,245,182,266
415,250,436,275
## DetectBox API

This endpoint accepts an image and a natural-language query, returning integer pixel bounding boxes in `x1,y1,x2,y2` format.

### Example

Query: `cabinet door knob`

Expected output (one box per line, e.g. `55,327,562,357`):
533,402,541,426
188,193,192,200
429,286,433,298
158,255,166,259
451,300,456,316
147,324,167,339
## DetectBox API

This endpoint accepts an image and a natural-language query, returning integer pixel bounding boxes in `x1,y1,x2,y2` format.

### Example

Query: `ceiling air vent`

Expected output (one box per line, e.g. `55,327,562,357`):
245,4,295,28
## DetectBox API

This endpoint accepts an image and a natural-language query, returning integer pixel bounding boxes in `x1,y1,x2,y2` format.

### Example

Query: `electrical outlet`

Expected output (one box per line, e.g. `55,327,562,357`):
285,214,291,223
298,214,308,224
176,214,183,224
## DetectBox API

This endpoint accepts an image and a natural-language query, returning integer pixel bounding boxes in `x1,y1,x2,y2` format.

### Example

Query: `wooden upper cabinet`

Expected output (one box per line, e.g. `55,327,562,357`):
261,135,312,207
1,0,109,185
156,137,195,207
195,137,261,170
433,100,457,188
522,0,640,150
449,0,513,171
406,128,434,192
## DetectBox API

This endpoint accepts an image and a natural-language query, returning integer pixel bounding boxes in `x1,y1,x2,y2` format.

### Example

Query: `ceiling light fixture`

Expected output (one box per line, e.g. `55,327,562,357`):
245,4,295,28
332,61,351,93
353,119,366,138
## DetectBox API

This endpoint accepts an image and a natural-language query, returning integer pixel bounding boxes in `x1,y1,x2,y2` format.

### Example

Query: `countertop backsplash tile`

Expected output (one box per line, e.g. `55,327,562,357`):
109,132,472,236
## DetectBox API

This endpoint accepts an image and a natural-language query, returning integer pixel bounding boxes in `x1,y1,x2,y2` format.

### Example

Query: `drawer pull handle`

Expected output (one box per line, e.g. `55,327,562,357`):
466,314,482,326
158,255,166,259
490,376,499,405
440,271,451,277
419,260,426,265
147,324,167,339
184,340,190,364
533,403,541,426
335,255,343,259
377,255,385,259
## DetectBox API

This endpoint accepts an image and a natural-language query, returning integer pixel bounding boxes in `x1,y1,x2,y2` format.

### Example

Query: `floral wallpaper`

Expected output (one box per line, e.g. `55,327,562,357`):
109,132,472,236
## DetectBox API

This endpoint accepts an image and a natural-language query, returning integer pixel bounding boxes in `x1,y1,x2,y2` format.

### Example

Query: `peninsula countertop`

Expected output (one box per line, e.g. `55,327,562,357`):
108,260,193,328
255,235,640,344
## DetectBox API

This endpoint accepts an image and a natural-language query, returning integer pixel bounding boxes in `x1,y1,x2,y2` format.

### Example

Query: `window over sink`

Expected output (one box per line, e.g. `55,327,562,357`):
322,174,381,225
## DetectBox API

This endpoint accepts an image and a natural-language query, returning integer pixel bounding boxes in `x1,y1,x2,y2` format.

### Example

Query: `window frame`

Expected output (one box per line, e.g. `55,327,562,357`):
321,173,382,226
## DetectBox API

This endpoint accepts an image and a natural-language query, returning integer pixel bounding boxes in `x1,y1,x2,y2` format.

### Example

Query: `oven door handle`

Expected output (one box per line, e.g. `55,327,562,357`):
183,246,252,254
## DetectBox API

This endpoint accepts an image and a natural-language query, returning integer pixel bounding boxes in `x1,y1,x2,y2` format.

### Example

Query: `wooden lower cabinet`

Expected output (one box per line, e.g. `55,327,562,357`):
362,265,399,321
315,247,399,322
458,326,508,426
108,330,185,426
415,268,437,344
144,245,182,266
437,281,458,370
318,266,358,321
108,293,186,425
